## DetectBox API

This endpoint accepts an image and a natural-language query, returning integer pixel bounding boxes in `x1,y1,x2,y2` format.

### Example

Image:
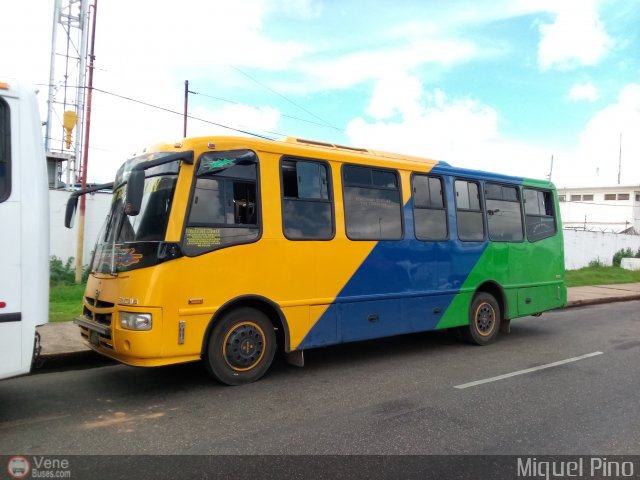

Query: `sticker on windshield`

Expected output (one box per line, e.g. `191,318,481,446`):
203,158,235,172
117,247,143,268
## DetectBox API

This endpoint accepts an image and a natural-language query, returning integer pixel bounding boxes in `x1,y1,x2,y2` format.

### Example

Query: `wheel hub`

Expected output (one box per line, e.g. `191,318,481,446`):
223,322,265,371
476,304,495,335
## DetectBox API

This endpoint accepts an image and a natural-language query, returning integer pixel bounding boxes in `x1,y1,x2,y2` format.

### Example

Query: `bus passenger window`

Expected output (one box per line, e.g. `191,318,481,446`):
184,150,260,255
343,165,402,240
412,175,447,241
455,180,484,241
0,98,9,202
281,158,333,240
524,188,556,242
485,183,523,242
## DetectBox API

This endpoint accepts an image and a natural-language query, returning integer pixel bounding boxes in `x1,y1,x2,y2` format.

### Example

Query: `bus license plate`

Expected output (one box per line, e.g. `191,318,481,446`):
89,330,100,348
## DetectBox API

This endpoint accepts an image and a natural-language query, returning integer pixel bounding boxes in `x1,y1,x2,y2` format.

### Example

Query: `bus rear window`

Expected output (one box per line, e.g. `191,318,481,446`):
523,188,556,242
184,150,260,255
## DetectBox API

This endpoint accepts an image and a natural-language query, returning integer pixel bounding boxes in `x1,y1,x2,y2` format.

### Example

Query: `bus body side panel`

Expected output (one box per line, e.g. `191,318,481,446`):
296,172,491,349
437,177,566,328
0,82,48,380
296,169,566,350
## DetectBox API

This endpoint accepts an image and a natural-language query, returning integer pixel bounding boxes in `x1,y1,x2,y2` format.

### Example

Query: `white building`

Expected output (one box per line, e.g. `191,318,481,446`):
557,185,640,234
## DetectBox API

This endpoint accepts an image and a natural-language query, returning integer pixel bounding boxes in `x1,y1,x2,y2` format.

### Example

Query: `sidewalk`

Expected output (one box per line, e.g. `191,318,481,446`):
36,283,640,366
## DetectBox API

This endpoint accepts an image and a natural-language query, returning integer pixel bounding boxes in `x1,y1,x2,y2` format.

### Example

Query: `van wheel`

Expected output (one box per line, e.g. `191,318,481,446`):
205,307,276,385
461,292,501,346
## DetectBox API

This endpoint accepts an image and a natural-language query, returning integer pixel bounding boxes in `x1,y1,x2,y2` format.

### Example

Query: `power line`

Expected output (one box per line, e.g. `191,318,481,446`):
228,64,342,132
91,87,278,140
39,82,341,139
189,89,344,131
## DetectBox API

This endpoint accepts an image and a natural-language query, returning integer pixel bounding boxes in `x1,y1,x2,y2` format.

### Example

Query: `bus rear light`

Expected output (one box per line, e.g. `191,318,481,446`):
0,301,6,308
0,82,9,90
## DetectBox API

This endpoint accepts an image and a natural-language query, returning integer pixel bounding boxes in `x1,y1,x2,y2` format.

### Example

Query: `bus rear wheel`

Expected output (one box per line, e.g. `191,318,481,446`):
205,307,276,386
461,292,501,346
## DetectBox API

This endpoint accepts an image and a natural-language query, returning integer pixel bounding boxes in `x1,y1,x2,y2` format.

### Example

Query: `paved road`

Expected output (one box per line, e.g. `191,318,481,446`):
1,301,639,455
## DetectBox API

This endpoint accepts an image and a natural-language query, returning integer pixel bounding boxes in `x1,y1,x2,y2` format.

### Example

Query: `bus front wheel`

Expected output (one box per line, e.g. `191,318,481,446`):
461,292,501,346
205,307,276,385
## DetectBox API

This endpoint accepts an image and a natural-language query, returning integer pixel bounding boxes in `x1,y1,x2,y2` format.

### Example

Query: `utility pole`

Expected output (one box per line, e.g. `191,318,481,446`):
183,80,189,138
74,0,98,283
617,133,622,185
548,155,554,181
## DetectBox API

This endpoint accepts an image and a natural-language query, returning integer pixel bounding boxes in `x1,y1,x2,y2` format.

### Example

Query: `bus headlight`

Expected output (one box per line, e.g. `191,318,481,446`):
120,312,152,331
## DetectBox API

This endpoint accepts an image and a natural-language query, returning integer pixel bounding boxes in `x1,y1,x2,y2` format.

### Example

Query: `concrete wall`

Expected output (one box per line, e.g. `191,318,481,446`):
564,229,640,270
49,190,111,263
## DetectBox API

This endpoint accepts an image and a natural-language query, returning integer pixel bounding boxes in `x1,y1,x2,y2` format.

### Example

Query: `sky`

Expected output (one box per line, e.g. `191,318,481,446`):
1,0,640,187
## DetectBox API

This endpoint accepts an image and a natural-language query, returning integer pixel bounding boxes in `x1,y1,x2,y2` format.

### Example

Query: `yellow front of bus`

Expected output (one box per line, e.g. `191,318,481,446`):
75,149,201,367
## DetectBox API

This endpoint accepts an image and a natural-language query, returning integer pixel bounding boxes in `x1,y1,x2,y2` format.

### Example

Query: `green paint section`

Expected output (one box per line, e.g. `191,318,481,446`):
437,180,567,330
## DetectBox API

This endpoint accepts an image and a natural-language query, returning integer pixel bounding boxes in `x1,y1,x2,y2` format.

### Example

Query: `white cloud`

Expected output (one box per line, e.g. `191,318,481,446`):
537,0,613,71
272,0,323,19
0,2,52,84
348,77,495,166
281,37,484,94
571,83,640,186
568,81,600,102
346,75,571,182
365,73,423,120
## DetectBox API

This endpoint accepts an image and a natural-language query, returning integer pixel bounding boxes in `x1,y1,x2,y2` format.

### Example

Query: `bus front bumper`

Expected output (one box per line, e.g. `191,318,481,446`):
73,315,200,367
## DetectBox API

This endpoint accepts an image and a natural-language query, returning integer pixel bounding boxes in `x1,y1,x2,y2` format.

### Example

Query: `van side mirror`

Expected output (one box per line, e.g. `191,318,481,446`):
125,169,145,216
64,196,78,228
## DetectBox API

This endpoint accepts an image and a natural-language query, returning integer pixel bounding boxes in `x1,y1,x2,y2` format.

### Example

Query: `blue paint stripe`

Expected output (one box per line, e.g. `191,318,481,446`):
298,197,488,349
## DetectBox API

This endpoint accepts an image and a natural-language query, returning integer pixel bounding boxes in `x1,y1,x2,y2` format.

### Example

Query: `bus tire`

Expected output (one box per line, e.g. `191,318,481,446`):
461,292,501,346
205,307,276,386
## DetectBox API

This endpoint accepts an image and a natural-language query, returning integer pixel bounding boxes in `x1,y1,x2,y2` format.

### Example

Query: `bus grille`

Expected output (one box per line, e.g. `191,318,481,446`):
85,297,114,309
80,296,114,350
83,306,112,328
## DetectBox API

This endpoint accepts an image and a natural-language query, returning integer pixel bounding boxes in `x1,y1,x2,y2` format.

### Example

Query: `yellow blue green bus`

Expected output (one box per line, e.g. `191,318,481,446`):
65,136,566,385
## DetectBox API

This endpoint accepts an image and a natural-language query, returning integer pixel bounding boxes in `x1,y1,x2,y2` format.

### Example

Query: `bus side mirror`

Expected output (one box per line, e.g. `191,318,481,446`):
64,196,78,228
125,169,145,216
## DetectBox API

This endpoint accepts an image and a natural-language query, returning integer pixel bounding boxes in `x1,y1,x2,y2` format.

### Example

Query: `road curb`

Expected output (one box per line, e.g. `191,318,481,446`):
565,294,640,309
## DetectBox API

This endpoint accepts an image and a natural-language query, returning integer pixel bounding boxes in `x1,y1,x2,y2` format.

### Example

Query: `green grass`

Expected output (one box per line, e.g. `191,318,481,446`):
49,283,85,322
565,266,640,287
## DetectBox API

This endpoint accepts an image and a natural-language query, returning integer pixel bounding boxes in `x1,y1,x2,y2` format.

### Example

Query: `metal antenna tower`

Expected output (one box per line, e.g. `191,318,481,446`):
45,0,89,189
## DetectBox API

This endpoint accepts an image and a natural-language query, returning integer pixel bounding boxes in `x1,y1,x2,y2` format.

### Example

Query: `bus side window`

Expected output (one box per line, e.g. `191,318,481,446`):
455,180,484,241
485,183,523,242
342,165,402,240
523,188,557,242
281,158,334,240
0,98,9,202
412,174,447,241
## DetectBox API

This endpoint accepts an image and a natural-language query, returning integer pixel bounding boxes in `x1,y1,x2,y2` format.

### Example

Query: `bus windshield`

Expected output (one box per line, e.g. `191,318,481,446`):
91,173,178,275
